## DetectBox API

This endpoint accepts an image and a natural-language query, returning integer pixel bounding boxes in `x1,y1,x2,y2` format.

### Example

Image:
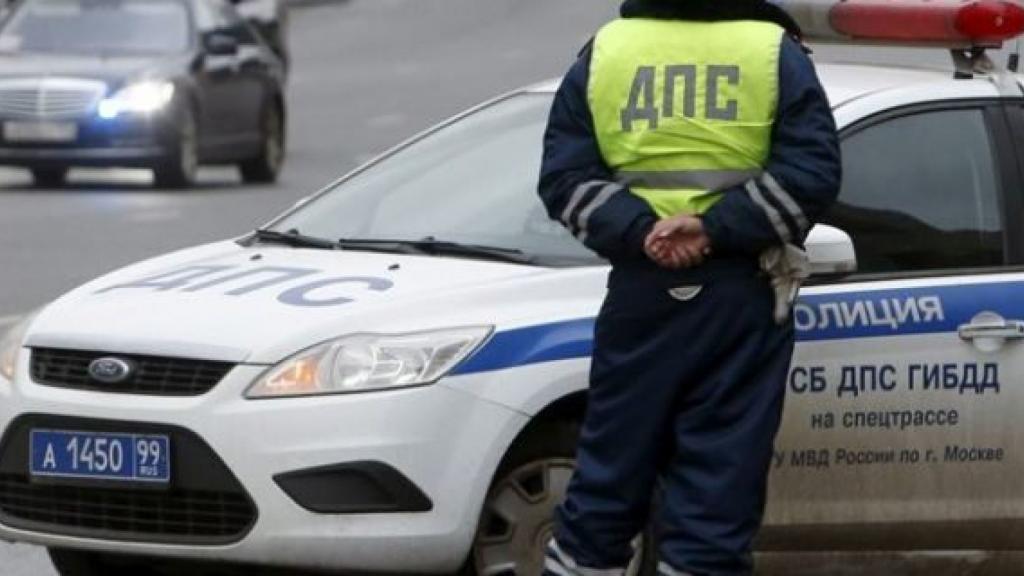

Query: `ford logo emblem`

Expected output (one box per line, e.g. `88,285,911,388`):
87,357,134,384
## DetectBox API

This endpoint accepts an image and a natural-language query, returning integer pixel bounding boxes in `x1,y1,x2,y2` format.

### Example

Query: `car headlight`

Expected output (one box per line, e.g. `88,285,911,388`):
98,80,175,119
0,313,38,381
246,326,493,399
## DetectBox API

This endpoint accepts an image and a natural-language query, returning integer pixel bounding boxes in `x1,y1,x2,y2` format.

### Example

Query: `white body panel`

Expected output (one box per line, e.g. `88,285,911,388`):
0,348,531,572
769,273,1024,529
0,241,612,572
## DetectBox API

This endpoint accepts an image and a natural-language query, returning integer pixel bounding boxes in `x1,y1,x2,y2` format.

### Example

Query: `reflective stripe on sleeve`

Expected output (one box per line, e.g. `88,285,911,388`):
761,172,809,235
561,180,605,230
745,179,792,243
574,183,622,243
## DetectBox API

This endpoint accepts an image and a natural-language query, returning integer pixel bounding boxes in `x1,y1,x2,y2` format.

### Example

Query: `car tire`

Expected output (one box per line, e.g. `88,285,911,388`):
153,105,199,189
31,167,67,188
47,548,147,576
463,419,658,576
239,103,284,185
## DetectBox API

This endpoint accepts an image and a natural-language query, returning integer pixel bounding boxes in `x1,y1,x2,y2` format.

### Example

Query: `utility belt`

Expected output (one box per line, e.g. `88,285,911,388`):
612,250,805,326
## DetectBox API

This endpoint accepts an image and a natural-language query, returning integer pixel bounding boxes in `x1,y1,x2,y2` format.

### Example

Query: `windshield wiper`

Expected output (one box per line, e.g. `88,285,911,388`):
336,237,535,265
250,230,534,264
250,228,339,250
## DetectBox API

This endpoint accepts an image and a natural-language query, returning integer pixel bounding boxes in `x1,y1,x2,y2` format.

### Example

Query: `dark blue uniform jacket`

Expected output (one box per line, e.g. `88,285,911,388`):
538,33,842,262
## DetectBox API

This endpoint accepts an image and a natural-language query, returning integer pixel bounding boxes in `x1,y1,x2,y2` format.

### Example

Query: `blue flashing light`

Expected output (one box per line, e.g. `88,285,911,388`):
97,99,119,120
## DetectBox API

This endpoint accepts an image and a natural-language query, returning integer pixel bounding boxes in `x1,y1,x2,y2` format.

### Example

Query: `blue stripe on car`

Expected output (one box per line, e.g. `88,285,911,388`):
451,280,1024,375
451,318,595,375
796,280,1020,341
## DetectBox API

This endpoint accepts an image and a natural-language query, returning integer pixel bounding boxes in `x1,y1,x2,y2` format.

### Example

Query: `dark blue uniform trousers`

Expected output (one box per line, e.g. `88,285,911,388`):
543,259,794,576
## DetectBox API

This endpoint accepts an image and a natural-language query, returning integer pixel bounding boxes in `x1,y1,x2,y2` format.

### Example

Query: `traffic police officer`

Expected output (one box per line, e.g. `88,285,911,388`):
537,0,841,574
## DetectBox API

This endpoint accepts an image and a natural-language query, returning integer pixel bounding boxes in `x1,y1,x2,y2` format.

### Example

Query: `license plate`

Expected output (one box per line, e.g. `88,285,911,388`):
4,121,77,143
29,429,170,485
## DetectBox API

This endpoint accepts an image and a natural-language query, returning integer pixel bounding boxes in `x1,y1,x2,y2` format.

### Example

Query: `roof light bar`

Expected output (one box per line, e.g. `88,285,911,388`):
774,0,1024,47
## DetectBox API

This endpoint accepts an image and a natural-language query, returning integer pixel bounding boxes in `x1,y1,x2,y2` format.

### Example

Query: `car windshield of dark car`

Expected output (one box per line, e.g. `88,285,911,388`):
0,0,190,55
269,94,604,267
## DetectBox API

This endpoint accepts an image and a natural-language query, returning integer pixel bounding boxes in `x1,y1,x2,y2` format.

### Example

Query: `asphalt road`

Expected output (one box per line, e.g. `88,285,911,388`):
0,0,620,572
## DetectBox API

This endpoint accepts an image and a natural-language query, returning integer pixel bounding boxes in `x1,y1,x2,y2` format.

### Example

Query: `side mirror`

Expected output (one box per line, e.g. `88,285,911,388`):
805,224,857,277
204,33,239,56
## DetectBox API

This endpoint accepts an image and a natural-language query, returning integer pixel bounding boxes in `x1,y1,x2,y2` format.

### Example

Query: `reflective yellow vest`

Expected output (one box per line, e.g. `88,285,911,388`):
589,19,783,218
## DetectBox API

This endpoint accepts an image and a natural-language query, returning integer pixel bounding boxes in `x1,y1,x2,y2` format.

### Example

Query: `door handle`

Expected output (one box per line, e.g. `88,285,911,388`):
958,318,1024,340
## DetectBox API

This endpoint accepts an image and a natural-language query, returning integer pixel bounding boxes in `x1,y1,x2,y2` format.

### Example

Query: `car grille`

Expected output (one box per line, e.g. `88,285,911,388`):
0,79,106,119
0,475,255,542
31,348,236,396
0,416,258,545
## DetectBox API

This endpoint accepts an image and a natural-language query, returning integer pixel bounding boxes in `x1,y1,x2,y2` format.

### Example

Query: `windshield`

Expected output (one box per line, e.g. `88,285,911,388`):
270,94,602,267
0,0,191,55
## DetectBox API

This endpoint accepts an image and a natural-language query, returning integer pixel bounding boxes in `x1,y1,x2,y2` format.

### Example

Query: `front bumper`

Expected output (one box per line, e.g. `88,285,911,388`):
0,146,168,169
0,114,172,169
0,354,528,573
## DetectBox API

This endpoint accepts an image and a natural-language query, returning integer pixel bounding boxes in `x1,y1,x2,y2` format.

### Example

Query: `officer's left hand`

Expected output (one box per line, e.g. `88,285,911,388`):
645,215,711,269
649,235,710,269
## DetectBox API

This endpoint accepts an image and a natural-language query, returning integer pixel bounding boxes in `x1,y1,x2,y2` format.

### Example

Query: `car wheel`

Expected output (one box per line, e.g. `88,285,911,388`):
47,548,148,576
466,421,657,576
153,106,198,189
31,167,67,188
239,103,284,184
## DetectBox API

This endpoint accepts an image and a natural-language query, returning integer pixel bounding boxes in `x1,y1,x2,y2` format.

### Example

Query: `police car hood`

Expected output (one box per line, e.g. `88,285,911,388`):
25,240,554,365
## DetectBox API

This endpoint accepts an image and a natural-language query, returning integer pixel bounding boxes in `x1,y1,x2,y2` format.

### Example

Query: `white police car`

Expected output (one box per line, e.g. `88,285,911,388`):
2,1,1024,574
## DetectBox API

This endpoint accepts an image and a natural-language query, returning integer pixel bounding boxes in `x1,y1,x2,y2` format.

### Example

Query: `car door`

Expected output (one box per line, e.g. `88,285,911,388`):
761,101,1024,553
214,3,272,147
194,0,251,155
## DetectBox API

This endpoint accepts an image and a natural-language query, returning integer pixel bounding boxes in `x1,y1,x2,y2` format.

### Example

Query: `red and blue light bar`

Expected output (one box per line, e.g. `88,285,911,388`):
775,0,1024,47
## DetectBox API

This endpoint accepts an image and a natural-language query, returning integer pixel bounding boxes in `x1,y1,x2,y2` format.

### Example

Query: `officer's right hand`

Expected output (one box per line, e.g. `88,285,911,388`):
645,215,711,269
648,236,708,269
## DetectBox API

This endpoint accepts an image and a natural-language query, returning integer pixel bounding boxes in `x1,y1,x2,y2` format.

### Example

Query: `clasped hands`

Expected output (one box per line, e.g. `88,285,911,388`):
643,213,712,269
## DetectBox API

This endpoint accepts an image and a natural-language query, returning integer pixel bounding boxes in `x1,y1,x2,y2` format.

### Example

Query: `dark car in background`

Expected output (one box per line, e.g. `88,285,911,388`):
0,0,287,188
